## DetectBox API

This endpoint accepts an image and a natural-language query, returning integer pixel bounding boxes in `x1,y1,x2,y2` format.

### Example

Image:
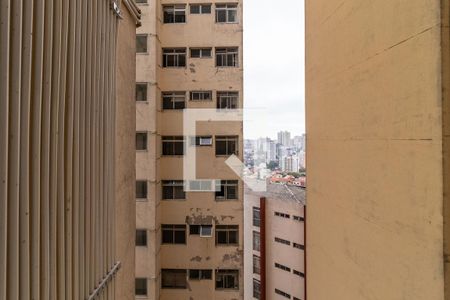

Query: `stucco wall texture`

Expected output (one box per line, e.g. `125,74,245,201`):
306,1,449,299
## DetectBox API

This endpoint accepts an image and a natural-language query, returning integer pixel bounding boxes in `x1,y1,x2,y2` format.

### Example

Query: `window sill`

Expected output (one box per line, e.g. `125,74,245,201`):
136,101,149,104
215,244,239,247
136,150,148,152
136,198,148,202
161,198,186,201
136,52,149,55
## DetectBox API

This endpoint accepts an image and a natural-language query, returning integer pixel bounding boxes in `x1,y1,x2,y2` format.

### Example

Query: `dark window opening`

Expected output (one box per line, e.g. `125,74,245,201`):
136,83,148,101
162,224,186,244
216,225,238,245
136,229,147,246
136,180,148,199
136,35,147,53
215,136,238,156
136,132,148,150
161,269,187,289
162,180,186,199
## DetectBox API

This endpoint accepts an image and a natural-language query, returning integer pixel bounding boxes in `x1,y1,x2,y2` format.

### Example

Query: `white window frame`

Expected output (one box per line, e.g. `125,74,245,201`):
200,225,213,237
190,4,212,14
215,47,238,67
162,48,187,68
162,92,186,110
217,91,238,108
190,90,212,100
163,5,186,23
215,4,238,23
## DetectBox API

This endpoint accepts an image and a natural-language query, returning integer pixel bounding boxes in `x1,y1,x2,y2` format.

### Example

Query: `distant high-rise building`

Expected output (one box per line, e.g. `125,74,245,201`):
135,1,244,299
245,184,306,300
0,1,140,299
277,131,292,147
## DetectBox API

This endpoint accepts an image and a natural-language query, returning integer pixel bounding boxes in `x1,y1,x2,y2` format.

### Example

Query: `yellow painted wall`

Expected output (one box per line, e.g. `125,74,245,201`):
306,1,447,299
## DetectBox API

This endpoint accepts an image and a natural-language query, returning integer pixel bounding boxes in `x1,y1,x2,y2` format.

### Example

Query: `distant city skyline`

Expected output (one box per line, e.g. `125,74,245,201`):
244,130,305,141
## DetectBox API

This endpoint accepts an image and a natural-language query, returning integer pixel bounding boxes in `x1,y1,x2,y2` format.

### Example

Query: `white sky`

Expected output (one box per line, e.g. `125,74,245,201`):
243,0,305,140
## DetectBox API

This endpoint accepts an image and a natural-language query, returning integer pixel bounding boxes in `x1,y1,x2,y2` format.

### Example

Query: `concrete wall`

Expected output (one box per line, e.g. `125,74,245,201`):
306,0,447,299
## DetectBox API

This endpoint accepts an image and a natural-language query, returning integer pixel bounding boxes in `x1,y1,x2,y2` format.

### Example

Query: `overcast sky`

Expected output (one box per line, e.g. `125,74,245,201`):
243,0,305,140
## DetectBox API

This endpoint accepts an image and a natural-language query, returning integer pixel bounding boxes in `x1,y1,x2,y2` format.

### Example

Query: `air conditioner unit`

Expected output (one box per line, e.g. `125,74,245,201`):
200,225,213,237
199,137,212,145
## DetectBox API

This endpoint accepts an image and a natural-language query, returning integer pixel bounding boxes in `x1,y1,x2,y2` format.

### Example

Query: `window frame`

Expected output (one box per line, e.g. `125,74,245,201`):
253,255,261,274
161,269,188,289
136,34,148,53
190,48,212,58
253,207,261,227
136,180,148,200
215,135,239,156
215,180,238,200
188,269,213,280
136,229,148,247
136,132,148,151
163,5,186,24
162,48,187,68
162,136,185,156
253,278,261,299
161,224,187,244
190,4,212,14
162,91,186,110
253,231,260,251
136,82,148,102
216,91,238,109
190,90,212,101
215,47,238,67
215,269,239,290
215,4,238,23
162,180,186,200
215,225,239,246
135,278,148,296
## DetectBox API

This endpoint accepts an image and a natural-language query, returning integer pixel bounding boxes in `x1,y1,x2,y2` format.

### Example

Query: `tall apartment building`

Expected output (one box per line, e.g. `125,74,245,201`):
306,0,450,299
245,184,306,300
0,1,140,299
134,1,243,299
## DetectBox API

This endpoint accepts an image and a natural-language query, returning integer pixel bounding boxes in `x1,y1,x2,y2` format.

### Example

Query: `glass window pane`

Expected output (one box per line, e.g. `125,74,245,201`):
136,230,147,246
162,229,173,243
174,230,186,243
217,231,227,244
228,10,237,22
191,49,200,58
174,141,184,155
163,185,173,199
136,83,147,101
202,5,211,14
136,132,147,150
202,49,212,57
136,35,147,53
216,10,226,22
135,278,147,295
174,186,185,199
228,230,238,244
190,5,200,14
190,225,200,235
178,54,186,67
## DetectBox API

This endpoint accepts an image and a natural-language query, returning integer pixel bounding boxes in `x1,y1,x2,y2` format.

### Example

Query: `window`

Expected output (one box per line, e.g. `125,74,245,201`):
293,215,305,222
162,136,184,155
190,136,213,146
293,269,305,278
162,180,185,199
136,83,147,101
216,225,238,245
217,91,238,109
135,278,147,296
253,207,261,227
253,231,260,251
189,269,212,280
275,211,290,219
136,132,148,150
189,224,213,237
216,47,238,67
163,5,186,23
215,180,238,200
215,4,237,23
162,224,186,244
136,180,147,199
216,136,238,155
161,269,187,289
163,48,186,67
253,255,261,274
275,289,291,299
190,90,212,100
136,229,147,246
136,34,147,53
275,262,291,272
190,4,211,14
190,48,212,58
253,279,261,299
215,270,239,290
293,242,305,250
162,92,186,109
275,237,290,246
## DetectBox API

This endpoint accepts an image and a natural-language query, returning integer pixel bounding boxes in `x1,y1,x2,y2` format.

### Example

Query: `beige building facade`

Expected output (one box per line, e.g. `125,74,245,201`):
245,184,305,300
0,0,140,299
134,0,244,299
306,0,450,299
